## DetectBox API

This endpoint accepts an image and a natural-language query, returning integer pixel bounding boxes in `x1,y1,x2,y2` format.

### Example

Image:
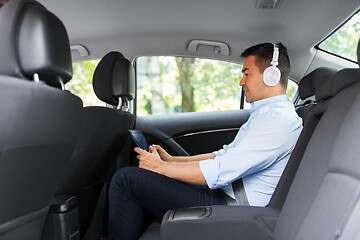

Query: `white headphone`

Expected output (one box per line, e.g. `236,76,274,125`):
263,44,281,86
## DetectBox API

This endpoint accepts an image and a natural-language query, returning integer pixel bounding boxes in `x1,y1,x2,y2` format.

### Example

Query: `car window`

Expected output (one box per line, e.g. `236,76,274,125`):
318,11,360,62
136,56,242,116
66,60,104,107
136,56,298,115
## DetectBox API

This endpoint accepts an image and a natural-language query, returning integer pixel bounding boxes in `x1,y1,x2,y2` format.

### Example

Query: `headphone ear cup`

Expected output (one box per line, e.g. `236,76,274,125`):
263,66,281,86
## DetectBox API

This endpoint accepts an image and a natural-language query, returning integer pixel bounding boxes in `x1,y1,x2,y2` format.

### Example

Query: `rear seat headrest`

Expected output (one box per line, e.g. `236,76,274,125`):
0,0,73,88
93,51,135,106
316,68,360,102
299,67,337,100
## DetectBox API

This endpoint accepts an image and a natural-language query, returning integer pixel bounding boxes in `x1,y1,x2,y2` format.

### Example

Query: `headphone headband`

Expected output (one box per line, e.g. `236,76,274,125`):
271,44,279,67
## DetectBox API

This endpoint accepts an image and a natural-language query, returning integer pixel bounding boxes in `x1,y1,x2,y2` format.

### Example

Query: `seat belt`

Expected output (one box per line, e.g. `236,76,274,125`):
232,179,249,206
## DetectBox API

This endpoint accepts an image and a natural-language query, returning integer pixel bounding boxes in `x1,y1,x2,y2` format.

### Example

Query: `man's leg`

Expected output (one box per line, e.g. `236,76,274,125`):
108,166,226,240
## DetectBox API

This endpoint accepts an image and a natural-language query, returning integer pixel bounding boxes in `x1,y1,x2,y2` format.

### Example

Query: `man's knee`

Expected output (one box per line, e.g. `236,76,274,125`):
110,167,144,192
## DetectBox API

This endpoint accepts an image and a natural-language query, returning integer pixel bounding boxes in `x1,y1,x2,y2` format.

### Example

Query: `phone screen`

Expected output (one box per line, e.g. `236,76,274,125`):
129,130,150,151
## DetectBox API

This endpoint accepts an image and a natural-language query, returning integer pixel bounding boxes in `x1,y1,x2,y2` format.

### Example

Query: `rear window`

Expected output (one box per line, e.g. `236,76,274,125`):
318,11,360,62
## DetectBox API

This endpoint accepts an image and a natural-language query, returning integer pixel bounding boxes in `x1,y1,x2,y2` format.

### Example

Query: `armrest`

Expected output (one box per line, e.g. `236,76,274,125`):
161,205,280,240
43,196,80,240
49,195,79,213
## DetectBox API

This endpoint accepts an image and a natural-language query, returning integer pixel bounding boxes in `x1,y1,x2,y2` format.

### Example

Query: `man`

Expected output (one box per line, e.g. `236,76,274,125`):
108,42,303,239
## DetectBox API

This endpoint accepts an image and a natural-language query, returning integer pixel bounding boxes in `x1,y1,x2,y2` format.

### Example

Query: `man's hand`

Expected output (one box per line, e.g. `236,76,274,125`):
151,145,173,162
134,146,207,185
134,146,165,174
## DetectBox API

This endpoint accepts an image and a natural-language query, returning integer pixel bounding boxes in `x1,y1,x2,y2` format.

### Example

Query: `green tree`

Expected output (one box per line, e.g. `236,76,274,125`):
176,58,195,112
320,13,360,62
66,60,103,106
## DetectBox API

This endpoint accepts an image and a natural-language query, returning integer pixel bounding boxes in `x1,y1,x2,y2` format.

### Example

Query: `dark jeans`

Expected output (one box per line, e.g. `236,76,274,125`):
108,167,227,240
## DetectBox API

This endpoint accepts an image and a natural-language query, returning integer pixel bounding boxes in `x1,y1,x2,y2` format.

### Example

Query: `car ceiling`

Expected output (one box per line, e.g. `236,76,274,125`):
38,0,360,81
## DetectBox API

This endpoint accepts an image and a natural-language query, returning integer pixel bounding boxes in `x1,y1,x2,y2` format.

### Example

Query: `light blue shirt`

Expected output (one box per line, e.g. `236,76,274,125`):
199,94,303,206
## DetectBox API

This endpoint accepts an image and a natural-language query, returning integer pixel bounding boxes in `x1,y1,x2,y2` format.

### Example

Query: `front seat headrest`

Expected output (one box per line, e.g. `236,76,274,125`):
93,51,135,106
299,67,337,100
0,0,72,88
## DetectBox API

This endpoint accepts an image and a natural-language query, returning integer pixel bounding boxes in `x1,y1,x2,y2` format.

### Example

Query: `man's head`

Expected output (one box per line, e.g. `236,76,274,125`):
240,42,290,103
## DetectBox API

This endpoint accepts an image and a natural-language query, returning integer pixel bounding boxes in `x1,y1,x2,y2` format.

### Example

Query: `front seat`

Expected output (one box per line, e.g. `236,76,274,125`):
55,51,136,237
0,0,82,239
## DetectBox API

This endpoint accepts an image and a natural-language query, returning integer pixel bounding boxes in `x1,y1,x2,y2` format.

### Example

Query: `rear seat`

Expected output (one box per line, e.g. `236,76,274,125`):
274,69,360,240
159,40,360,239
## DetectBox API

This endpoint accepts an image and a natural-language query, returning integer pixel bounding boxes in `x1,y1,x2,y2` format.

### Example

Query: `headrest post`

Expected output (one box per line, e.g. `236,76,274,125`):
33,73,40,83
120,97,129,112
59,79,65,90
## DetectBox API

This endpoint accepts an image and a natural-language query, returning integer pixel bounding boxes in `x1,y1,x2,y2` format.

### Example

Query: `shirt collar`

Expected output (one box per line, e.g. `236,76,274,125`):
250,94,289,115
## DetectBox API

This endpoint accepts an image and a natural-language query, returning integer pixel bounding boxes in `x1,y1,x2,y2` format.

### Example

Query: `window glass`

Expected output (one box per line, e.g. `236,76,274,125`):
319,11,360,62
136,56,242,116
287,80,298,101
137,56,298,115
66,60,104,107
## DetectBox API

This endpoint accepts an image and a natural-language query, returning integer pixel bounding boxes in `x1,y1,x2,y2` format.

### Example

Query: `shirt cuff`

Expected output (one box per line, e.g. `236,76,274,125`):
199,158,220,189
212,148,225,157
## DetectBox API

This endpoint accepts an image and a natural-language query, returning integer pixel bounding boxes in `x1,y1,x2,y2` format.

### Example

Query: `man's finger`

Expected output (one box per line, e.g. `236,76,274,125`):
153,145,163,151
134,147,150,155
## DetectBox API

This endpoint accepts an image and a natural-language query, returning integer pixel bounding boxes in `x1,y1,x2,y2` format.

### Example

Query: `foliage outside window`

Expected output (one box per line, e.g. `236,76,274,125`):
137,57,242,116
136,56,298,116
66,60,104,107
319,11,360,62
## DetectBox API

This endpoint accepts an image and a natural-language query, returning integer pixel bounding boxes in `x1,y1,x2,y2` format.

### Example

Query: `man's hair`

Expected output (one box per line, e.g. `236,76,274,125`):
241,42,290,89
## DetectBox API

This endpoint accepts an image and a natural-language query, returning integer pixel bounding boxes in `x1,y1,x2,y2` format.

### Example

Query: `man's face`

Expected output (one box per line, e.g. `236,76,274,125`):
239,55,267,103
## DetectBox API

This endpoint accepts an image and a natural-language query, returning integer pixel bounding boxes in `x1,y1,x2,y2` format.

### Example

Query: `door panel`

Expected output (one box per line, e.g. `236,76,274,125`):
135,110,250,156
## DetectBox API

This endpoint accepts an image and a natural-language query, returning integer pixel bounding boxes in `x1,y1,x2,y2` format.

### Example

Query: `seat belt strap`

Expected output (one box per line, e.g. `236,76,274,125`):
232,179,249,206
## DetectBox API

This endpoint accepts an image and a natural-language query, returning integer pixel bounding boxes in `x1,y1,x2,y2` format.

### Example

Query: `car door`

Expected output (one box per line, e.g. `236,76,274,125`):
135,109,250,156
134,56,248,157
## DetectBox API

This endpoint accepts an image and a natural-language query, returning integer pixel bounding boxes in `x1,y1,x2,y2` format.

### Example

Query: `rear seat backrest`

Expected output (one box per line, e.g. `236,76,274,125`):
275,68,360,240
268,67,336,209
337,38,360,240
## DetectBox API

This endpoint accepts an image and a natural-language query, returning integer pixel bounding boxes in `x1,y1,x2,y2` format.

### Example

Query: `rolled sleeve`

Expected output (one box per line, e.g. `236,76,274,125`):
199,157,225,189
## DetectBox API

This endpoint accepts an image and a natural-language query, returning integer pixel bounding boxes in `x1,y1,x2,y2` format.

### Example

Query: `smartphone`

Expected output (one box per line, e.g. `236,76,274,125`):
129,130,150,151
